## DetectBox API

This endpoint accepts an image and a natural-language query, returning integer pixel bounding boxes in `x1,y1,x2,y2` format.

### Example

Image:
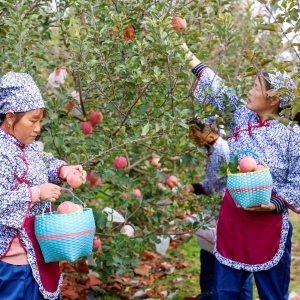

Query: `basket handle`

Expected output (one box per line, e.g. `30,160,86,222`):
231,149,261,160
40,187,86,217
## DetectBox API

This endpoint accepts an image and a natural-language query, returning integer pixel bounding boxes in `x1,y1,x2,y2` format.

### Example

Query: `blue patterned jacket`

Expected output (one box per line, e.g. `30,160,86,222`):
0,127,66,299
193,63,300,271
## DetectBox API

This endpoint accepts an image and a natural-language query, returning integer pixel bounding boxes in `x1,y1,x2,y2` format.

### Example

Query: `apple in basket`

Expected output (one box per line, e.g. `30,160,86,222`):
57,201,83,214
66,169,83,188
238,156,256,173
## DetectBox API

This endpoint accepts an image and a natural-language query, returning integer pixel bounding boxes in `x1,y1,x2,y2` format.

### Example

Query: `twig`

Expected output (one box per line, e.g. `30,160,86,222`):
77,73,86,116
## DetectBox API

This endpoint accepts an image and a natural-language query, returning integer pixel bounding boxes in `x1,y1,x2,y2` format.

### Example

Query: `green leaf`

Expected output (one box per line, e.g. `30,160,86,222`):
291,104,300,120
141,123,150,136
256,24,277,32
228,156,239,174
182,153,193,167
178,121,189,129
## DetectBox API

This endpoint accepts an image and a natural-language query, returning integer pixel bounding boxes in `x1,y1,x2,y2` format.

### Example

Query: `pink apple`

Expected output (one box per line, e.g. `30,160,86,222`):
166,175,179,188
121,225,134,237
239,156,257,173
80,122,93,134
74,204,83,212
93,237,102,253
171,17,187,32
255,164,265,171
113,157,127,169
65,102,74,112
57,201,78,214
89,112,103,126
151,157,162,168
132,189,142,198
66,169,83,188
88,177,102,187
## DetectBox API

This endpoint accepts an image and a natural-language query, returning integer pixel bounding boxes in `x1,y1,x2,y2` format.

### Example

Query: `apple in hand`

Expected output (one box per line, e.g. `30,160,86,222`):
89,112,103,126
66,169,83,188
113,157,127,170
171,17,187,32
166,175,178,188
80,122,93,134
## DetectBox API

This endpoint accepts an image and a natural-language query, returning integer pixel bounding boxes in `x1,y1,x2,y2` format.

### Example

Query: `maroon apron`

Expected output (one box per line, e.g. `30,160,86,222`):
23,215,61,293
216,189,282,265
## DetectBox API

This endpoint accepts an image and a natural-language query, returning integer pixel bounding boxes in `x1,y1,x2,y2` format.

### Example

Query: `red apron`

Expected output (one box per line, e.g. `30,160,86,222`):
23,215,61,293
216,189,282,265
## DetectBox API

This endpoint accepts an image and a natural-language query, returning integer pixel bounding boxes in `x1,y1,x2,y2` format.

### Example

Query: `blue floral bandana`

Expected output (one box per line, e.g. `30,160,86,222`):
0,72,45,114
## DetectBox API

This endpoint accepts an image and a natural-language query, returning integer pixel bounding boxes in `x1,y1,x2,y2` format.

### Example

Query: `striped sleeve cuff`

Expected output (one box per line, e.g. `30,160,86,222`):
192,183,205,195
270,197,287,214
192,63,207,77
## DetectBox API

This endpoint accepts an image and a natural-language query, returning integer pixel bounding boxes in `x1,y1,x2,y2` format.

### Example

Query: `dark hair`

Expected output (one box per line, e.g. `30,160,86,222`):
0,108,47,129
186,116,206,132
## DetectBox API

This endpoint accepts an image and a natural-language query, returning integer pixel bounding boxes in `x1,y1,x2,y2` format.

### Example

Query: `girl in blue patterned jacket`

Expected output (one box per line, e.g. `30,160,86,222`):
182,43,300,300
0,72,87,300
184,116,252,300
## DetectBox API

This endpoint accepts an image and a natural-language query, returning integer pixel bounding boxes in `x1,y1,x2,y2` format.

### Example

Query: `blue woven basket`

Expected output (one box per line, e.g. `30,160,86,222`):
34,192,95,263
227,150,273,208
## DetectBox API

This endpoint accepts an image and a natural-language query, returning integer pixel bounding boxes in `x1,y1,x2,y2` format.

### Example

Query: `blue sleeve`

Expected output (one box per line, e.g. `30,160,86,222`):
0,153,32,229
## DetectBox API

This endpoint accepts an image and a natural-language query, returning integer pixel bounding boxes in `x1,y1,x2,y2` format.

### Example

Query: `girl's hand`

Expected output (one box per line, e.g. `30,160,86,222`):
59,165,87,184
39,183,61,202
237,203,276,212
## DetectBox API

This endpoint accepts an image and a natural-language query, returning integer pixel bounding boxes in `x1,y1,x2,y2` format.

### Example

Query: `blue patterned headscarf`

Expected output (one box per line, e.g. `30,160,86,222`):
261,71,295,108
0,72,45,114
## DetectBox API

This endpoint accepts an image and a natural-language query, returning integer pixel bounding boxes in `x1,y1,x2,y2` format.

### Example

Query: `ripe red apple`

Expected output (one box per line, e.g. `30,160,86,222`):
88,177,102,187
65,102,74,112
89,112,103,126
132,189,142,198
66,169,83,188
171,17,187,32
80,122,93,134
151,157,162,168
166,175,179,188
239,156,257,173
121,225,134,237
93,237,102,253
87,170,98,183
57,201,78,214
113,157,127,169
255,164,265,171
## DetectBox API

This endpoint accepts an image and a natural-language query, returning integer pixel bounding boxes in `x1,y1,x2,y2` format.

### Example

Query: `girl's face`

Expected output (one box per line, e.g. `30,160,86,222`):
11,109,44,144
246,76,273,114
188,126,214,147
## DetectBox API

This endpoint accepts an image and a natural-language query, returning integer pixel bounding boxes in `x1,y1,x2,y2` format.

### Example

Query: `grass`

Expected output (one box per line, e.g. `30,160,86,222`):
101,212,300,300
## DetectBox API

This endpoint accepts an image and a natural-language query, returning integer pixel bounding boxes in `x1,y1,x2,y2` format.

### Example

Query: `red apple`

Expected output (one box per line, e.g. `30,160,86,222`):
74,204,83,213
166,175,178,188
87,170,98,183
93,237,102,253
239,156,256,173
88,177,102,187
66,169,83,188
151,157,162,168
113,157,127,169
255,164,265,171
171,17,187,32
80,122,93,134
65,102,74,112
123,25,134,41
89,112,103,126
132,189,142,198
57,201,78,214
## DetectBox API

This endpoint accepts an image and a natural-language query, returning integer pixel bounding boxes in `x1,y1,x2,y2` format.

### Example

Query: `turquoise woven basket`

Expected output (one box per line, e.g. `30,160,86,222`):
227,150,273,208
35,192,95,263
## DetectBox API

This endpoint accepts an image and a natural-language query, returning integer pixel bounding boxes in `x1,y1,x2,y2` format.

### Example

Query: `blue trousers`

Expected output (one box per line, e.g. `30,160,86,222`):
200,249,253,300
0,261,60,300
212,222,293,300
